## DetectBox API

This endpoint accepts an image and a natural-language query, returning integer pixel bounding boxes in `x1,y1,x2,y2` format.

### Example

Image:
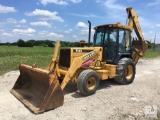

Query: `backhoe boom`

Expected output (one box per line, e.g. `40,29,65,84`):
126,7,148,64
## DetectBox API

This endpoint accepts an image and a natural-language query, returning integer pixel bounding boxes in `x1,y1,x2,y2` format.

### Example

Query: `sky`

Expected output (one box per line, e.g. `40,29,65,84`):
0,0,160,43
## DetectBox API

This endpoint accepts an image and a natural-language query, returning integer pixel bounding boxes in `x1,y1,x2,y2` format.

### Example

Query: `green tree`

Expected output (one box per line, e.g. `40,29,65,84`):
26,40,34,47
146,40,152,49
17,39,26,47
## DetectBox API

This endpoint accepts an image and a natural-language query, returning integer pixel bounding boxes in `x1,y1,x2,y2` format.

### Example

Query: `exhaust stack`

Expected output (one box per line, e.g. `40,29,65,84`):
88,20,91,47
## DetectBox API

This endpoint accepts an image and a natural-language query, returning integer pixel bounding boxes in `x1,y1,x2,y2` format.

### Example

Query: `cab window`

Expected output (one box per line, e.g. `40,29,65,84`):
119,29,131,52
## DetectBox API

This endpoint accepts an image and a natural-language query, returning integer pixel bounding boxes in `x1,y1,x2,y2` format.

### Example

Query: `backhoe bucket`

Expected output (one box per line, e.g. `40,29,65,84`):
10,64,64,114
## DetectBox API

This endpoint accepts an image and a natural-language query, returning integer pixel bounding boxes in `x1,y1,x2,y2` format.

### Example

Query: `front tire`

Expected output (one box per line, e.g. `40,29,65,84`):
114,58,135,84
77,69,100,96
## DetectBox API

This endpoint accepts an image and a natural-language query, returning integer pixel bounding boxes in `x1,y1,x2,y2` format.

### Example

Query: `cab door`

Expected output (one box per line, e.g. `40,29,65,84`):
103,29,118,62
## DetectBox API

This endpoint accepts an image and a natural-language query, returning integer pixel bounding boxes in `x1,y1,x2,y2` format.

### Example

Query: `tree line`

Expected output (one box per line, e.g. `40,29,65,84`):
17,39,55,47
16,39,90,47
0,39,89,47
0,39,157,49
15,40,159,49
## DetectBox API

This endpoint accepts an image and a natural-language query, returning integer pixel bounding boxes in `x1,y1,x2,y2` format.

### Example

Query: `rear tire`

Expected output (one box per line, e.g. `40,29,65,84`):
77,69,100,96
114,58,135,84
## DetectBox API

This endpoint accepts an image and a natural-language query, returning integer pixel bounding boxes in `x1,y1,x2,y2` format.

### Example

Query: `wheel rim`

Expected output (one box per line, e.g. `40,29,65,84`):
87,77,96,90
125,65,133,80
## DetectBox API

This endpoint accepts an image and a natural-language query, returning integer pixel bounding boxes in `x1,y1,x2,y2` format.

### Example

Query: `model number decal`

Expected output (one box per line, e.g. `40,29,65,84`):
83,51,96,60
75,49,82,52
73,49,92,53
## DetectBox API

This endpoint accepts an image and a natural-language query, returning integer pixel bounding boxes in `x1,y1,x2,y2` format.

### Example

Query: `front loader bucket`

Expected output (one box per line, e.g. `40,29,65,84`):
10,64,64,114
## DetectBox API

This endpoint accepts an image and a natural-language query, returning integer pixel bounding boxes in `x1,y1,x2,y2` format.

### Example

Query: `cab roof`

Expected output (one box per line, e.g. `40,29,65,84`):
94,22,132,30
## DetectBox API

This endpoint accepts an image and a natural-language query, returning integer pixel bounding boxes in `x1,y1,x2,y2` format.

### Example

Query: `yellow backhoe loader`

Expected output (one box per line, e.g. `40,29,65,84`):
10,7,148,113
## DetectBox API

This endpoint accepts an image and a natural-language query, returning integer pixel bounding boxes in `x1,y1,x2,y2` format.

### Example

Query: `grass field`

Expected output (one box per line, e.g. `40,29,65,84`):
143,49,160,59
0,46,160,75
0,46,54,75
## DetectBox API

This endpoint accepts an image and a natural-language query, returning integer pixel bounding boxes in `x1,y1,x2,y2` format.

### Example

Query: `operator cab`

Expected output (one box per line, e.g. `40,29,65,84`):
94,22,132,64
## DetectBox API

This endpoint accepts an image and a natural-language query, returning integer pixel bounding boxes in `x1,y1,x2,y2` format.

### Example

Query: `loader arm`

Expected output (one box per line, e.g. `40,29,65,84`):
126,7,148,64
60,48,102,90
47,40,60,71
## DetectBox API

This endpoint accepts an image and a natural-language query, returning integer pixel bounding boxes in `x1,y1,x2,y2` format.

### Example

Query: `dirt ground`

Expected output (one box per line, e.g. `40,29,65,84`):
0,58,160,120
